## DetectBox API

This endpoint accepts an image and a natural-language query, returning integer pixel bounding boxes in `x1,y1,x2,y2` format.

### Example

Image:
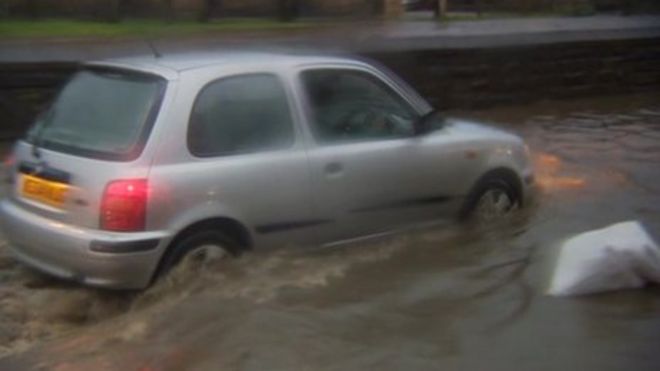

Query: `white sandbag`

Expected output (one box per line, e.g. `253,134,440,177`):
548,221,660,296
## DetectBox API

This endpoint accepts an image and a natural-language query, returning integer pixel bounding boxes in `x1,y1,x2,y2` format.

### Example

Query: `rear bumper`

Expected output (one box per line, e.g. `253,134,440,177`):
0,199,168,289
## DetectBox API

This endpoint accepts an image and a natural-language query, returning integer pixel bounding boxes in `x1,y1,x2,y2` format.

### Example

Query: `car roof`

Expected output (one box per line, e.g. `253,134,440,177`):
86,51,368,80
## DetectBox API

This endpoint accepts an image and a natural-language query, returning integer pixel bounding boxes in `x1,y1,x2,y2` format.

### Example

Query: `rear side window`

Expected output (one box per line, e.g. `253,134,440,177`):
188,74,295,157
26,68,166,161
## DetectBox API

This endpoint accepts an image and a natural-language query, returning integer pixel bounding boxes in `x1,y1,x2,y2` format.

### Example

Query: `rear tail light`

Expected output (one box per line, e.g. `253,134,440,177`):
101,179,148,232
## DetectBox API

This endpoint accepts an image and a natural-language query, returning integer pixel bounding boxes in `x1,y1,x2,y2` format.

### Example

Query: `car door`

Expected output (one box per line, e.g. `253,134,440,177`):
297,66,451,244
149,72,317,249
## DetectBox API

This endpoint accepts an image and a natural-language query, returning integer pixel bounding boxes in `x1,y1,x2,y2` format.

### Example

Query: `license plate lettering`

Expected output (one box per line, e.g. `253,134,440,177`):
21,175,69,208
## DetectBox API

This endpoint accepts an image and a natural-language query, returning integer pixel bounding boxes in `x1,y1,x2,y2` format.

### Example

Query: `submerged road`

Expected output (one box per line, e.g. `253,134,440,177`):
0,93,659,370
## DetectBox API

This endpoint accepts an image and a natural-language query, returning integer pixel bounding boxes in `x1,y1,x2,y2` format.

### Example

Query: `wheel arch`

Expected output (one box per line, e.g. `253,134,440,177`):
150,216,253,284
167,217,253,252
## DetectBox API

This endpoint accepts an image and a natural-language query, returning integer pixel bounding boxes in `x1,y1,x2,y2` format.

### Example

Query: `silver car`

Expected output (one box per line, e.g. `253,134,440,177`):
0,52,534,289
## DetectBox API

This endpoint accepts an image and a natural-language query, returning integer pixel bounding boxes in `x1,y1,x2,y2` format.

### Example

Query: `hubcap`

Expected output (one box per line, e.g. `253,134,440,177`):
474,188,515,220
185,244,228,265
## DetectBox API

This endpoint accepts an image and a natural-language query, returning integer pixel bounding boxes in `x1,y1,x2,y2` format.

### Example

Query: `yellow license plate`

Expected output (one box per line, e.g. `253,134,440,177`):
20,174,69,208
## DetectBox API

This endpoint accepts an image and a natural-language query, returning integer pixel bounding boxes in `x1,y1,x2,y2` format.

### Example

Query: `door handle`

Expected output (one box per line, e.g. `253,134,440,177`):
324,162,343,175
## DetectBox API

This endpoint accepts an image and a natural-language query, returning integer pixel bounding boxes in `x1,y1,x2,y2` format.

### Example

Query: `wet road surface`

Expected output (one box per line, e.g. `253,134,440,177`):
0,93,659,370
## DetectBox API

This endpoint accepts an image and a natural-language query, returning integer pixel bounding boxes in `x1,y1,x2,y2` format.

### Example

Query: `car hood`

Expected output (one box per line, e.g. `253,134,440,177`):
442,117,522,144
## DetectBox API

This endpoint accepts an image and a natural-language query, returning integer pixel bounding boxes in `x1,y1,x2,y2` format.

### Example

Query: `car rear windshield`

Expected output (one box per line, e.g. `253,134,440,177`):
26,67,166,161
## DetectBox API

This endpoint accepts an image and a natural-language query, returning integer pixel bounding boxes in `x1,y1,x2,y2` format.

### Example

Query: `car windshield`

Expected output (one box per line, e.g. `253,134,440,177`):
26,68,165,161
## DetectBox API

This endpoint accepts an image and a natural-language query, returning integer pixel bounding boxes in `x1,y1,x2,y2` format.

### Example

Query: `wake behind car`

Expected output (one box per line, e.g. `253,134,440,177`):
0,52,534,289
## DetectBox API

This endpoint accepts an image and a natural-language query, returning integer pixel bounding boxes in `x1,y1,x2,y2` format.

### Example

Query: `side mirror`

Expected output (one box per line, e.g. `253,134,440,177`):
413,109,443,136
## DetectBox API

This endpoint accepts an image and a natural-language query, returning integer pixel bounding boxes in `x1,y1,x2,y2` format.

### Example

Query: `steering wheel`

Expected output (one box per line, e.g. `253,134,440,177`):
334,106,393,137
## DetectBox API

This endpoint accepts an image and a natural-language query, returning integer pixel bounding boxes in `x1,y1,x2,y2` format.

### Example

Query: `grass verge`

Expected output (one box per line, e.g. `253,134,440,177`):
0,19,313,39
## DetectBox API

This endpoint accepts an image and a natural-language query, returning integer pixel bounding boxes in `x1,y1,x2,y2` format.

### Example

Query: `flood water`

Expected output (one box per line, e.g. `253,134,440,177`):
0,93,659,371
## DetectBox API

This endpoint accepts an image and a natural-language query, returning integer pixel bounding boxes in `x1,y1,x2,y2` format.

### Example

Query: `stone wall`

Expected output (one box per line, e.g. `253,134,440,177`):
369,38,660,109
1,37,659,139
0,63,77,140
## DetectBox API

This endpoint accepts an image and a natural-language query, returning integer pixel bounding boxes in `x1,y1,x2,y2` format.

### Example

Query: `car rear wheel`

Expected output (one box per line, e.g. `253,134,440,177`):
156,230,239,281
183,242,230,265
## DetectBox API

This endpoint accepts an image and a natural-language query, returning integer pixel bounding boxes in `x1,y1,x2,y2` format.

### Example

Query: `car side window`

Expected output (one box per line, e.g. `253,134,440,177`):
188,74,295,157
301,69,418,144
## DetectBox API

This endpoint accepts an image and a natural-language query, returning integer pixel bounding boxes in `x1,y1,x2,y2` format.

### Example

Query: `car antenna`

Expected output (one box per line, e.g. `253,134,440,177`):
146,39,162,59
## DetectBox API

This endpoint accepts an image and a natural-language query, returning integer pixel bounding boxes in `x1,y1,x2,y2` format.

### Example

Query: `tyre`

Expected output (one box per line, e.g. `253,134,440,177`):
155,230,239,281
461,177,520,222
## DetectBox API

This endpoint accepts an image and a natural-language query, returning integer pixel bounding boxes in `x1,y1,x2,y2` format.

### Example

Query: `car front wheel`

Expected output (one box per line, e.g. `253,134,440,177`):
462,178,520,222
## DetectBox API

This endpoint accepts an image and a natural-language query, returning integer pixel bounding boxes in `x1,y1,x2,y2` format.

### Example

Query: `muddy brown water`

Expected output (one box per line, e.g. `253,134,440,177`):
0,94,659,371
